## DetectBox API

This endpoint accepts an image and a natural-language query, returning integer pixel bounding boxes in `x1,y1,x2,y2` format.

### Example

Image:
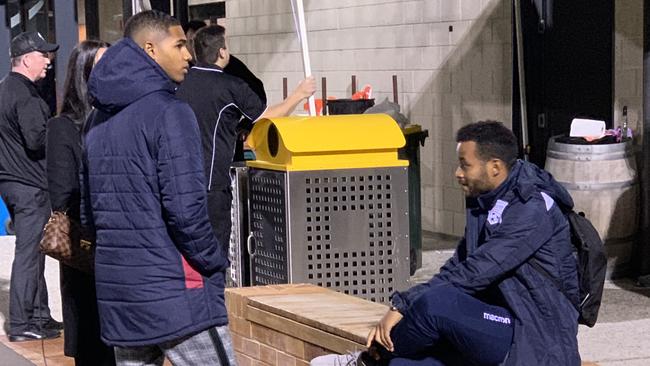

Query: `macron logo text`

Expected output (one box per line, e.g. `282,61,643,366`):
483,312,511,325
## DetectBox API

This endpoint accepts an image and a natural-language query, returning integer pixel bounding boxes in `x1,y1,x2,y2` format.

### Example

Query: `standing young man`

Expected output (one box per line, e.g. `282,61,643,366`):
176,25,315,248
0,31,62,342
313,121,581,366
83,10,234,365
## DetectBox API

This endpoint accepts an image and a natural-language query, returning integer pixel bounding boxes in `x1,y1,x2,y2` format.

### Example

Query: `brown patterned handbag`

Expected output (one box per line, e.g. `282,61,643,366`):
39,211,94,274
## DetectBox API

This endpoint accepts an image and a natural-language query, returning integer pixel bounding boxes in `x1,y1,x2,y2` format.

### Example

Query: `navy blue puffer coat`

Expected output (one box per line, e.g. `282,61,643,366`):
82,37,229,347
391,160,581,365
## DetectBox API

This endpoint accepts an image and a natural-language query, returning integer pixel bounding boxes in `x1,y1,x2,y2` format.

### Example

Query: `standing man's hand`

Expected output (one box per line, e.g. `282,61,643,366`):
366,308,403,352
295,76,316,99
260,76,316,118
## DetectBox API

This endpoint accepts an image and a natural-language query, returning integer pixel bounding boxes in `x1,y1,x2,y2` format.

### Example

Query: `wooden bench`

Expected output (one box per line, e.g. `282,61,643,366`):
226,284,598,366
226,284,382,365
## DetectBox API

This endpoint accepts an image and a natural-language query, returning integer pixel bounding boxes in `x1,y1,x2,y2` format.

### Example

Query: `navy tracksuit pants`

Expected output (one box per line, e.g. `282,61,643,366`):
387,284,513,366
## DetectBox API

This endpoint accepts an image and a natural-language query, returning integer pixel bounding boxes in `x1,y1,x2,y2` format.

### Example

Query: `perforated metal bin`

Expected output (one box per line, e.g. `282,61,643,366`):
226,163,250,288
245,114,411,303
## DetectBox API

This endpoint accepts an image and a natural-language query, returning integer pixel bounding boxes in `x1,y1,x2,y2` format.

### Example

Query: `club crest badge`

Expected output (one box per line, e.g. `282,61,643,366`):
487,199,508,225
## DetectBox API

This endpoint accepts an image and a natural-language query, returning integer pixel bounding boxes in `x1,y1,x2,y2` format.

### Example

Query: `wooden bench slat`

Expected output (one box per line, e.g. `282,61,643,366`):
247,291,387,342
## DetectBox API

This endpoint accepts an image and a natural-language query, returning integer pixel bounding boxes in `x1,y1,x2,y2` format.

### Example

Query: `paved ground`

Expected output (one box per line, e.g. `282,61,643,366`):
0,342,32,365
1,234,649,365
0,236,63,365
0,237,62,335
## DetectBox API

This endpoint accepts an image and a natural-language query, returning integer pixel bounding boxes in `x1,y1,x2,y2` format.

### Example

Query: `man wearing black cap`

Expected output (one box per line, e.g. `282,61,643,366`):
0,31,62,342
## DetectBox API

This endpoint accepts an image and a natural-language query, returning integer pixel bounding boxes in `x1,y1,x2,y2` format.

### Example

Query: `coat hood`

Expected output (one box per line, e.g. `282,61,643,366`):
88,37,176,114
512,159,574,210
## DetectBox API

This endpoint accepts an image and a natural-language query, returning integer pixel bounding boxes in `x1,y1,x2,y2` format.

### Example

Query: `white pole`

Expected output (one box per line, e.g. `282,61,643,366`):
514,0,529,161
132,0,152,14
291,0,316,116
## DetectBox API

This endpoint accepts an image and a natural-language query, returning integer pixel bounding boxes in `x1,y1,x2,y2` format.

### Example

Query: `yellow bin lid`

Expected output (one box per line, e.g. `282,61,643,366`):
246,114,408,172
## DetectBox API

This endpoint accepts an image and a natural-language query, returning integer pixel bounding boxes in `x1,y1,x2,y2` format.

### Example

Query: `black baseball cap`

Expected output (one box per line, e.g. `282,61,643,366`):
10,31,59,58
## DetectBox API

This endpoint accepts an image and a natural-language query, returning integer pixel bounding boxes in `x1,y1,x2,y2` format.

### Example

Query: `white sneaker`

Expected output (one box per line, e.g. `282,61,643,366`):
310,351,362,366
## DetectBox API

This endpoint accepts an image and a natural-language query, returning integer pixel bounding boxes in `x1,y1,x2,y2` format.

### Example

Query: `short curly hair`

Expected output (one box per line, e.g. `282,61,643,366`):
456,121,519,168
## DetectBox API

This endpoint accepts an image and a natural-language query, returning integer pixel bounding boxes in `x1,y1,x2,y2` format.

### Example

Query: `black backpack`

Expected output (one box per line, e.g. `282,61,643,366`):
531,210,607,327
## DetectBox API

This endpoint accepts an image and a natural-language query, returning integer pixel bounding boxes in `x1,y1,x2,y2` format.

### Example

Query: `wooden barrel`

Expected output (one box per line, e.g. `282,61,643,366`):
545,137,638,278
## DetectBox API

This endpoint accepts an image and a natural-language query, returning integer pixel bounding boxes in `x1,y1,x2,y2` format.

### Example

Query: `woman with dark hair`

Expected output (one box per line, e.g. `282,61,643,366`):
46,40,114,366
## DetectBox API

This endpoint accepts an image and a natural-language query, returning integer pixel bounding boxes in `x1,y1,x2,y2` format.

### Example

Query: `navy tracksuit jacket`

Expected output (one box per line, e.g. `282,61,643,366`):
83,38,229,347
391,160,581,365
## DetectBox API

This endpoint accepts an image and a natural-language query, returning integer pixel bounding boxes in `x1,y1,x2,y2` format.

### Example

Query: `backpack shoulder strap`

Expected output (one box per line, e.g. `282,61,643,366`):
530,258,565,293
529,207,578,309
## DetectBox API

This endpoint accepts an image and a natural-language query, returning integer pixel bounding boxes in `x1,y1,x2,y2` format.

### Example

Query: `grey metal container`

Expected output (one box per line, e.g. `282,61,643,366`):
247,166,411,303
227,164,250,288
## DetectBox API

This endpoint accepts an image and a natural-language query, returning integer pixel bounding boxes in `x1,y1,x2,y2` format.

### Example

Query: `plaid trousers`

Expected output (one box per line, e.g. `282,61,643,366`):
114,325,237,366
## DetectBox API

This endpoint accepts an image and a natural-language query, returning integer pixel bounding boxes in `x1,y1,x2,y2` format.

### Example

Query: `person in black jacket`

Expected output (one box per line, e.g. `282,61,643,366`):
184,19,266,103
184,19,266,161
177,24,315,255
46,40,115,366
0,31,62,342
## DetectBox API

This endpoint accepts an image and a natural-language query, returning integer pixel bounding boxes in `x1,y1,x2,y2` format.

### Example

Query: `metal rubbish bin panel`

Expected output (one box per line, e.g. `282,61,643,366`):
398,125,429,275
227,164,250,288
248,168,290,285
248,166,410,304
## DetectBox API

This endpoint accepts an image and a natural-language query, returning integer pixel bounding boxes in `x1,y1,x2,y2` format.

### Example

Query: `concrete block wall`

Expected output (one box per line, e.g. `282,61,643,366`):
224,0,512,236
614,0,643,141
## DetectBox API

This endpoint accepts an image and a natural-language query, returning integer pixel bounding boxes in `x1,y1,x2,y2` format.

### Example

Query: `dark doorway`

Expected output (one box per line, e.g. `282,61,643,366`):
189,2,225,24
149,0,171,14
513,0,614,167
84,0,190,40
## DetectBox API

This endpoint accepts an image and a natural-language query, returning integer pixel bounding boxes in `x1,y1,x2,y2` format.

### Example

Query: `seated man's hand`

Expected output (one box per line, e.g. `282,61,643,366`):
366,308,403,352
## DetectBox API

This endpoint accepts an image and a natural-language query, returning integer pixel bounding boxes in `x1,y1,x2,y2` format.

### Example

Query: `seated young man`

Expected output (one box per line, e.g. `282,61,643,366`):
312,121,581,366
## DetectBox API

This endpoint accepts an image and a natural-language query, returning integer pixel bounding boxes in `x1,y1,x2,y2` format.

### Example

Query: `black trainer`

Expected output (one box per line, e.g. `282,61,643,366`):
357,350,388,366
356,342,393,366
8,327,61,342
